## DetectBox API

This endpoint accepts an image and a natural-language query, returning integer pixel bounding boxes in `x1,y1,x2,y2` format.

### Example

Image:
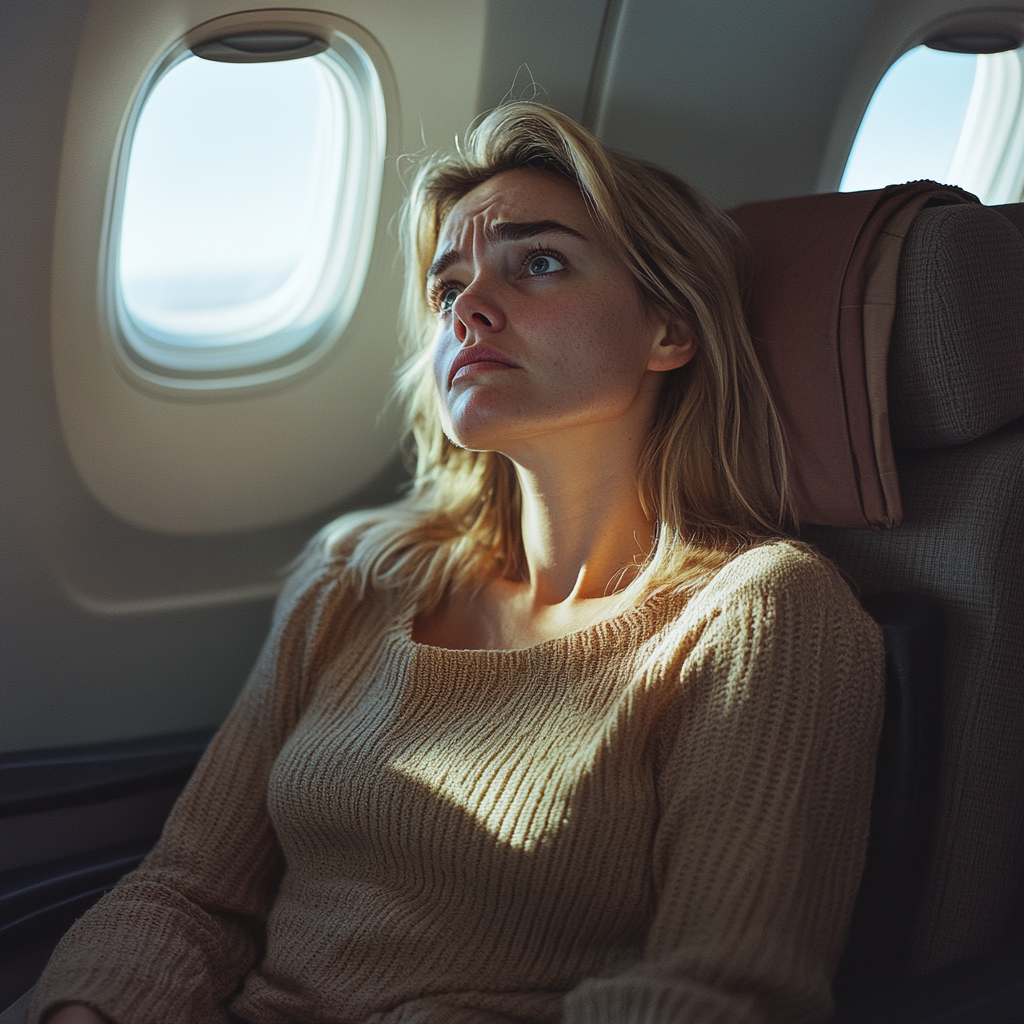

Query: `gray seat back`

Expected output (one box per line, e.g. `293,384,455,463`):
804,203,1024,975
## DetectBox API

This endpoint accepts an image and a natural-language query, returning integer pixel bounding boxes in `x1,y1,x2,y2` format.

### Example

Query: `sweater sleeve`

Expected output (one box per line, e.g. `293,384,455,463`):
28,550,350,1024
563,546,886,1024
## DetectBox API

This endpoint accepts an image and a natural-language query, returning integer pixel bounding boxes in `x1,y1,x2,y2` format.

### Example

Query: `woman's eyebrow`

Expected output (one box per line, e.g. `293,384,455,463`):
427,220,587,281
487,219,587,243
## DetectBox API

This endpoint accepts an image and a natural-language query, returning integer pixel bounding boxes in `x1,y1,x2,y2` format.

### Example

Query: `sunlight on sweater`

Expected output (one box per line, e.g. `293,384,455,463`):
391,727,600,852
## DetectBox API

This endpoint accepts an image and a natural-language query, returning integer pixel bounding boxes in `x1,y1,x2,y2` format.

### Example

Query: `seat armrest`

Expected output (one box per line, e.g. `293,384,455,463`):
834,594,943,995
831,945,1024,1023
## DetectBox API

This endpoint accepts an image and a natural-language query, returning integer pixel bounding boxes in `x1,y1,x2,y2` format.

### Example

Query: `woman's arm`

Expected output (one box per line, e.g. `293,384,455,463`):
27,552,348,1024
564,545,885,1024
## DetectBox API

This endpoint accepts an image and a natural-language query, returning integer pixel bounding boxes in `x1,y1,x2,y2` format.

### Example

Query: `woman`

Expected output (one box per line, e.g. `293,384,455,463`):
34,103,884,1024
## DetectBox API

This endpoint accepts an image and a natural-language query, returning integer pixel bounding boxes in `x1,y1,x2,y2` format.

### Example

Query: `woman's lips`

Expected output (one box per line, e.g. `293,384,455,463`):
451,360,514,384
448,346,520,387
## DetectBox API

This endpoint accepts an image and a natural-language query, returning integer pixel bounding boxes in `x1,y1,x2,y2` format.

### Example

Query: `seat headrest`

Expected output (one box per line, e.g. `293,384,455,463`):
729,188,1024,530
890,203,1024,449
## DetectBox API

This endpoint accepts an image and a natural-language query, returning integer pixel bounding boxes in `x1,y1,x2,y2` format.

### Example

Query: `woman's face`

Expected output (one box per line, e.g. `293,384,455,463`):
428,168,693,457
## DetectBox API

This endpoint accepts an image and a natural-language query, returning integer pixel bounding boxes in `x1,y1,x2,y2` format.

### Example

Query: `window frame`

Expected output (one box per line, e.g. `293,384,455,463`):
839,41,1024,203
946,44,1024,205
101,17,388,395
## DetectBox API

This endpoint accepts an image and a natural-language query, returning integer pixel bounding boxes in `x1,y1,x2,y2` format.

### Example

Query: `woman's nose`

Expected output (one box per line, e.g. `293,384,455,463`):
451,281,506,342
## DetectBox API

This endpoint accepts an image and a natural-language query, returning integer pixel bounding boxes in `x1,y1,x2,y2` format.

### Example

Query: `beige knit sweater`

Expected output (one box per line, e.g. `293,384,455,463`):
30,540,884,1024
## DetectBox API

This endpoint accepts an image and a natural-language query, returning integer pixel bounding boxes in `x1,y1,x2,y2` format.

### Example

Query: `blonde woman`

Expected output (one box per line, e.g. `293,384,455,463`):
35,104,884,1024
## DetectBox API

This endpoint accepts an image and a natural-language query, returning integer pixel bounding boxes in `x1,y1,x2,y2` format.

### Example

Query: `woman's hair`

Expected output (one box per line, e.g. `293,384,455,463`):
321,102,791,609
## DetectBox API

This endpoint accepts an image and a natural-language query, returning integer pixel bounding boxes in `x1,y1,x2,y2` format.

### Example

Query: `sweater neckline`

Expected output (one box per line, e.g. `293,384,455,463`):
397,586,679,659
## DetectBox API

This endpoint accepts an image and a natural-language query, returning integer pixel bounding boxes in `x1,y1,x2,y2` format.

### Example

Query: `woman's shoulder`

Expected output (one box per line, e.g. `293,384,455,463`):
282,505,399,600
276,538,349,621
271,523,369,638
274,504,414,637
657,540,884,704
679,538,873,637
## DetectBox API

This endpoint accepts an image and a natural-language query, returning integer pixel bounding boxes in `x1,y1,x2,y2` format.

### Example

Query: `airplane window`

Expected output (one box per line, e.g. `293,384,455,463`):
113,37,385,389
840,43,1024,204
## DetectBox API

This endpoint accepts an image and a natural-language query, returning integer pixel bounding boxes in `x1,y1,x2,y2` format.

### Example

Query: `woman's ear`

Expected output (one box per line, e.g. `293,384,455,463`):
647,319,697,373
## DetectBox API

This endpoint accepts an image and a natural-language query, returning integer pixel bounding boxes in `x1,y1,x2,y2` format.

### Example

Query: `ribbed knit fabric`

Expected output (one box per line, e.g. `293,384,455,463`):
29,540,884,1024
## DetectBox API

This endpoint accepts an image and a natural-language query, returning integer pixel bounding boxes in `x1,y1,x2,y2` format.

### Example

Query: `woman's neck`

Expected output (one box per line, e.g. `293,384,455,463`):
513,448,654,606
416,395,665,650
413,420,658,651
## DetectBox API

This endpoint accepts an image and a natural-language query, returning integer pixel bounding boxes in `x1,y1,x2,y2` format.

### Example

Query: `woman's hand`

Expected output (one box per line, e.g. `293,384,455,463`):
44,1004,109,1024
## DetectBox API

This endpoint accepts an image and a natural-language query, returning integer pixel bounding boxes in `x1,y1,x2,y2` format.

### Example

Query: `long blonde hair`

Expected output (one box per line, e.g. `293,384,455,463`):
321,102,791,610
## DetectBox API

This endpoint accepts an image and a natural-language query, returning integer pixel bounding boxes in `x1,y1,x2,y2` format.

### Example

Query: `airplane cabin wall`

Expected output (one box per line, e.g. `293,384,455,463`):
1,0,1012,754
0,0,273,755
588,0,880,208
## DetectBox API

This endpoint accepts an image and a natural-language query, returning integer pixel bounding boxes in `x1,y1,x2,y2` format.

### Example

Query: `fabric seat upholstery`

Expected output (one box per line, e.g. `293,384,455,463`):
803,203,1024,975
805,426,1024,972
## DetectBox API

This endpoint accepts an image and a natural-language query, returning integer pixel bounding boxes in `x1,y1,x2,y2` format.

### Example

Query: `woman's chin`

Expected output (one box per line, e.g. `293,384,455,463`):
442,397,531,453
444,421,512,453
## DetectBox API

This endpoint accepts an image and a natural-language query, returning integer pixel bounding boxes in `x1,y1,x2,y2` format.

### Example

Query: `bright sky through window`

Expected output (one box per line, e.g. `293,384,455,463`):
840,46,977,193
119,54,344,347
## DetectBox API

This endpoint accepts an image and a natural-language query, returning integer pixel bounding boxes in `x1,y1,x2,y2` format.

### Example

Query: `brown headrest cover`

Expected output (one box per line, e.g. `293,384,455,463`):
729,183,977,530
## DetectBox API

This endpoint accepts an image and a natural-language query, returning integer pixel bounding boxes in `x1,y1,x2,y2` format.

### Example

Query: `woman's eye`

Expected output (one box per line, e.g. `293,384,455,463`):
525,253,565,276
437,286,460,313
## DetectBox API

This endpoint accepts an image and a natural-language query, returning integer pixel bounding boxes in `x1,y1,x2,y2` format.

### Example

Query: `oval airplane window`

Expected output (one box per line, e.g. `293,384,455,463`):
840,43,1024,204
111,34,385,390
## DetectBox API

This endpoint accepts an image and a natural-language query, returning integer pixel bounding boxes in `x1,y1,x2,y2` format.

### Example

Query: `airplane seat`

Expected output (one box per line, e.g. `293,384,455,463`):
730,192,1024,1019
994,201,1024,237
